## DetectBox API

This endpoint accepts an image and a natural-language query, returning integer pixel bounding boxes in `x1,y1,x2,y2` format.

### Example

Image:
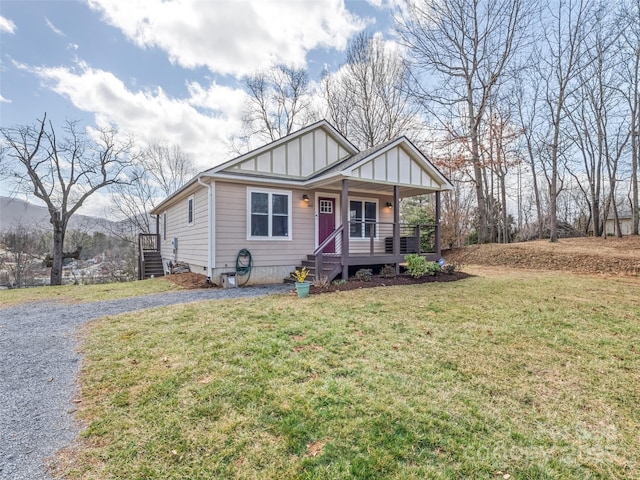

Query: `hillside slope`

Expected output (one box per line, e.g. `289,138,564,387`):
444,236,640,276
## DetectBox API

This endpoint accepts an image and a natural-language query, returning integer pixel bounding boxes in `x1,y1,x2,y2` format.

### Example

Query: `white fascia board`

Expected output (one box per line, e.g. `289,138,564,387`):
209,173,305,187
149,174,204,215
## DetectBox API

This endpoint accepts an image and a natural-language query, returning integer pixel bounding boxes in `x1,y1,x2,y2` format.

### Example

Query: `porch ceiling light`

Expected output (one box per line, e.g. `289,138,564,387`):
302,194,310,202
386,202,393,208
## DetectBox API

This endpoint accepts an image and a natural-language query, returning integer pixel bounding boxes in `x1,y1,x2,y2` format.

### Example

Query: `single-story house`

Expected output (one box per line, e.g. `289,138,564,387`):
140,120,453,284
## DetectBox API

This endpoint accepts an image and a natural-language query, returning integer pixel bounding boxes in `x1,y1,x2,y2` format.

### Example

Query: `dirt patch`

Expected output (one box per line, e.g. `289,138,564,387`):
161,272,214,289
444,236,640,276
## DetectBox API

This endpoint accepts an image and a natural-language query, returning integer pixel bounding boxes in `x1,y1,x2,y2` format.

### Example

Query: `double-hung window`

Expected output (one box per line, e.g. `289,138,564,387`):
248,188,291,239
349,199,377,238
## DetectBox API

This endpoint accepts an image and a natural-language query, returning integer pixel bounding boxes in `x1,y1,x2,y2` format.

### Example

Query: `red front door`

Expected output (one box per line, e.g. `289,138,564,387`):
318,197,336,253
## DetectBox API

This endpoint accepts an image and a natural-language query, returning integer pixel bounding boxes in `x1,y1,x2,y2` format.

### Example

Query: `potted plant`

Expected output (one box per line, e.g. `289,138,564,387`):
292,267,310,298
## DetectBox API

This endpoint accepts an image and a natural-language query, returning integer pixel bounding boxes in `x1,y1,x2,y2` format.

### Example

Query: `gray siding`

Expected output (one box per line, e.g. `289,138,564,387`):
160,186,208,269
214,182,315,269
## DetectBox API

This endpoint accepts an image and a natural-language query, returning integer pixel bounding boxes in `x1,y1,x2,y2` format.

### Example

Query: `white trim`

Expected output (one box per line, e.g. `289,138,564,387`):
211,181,216,269
246,187,293,241
314,192,341,249
348,196,379,241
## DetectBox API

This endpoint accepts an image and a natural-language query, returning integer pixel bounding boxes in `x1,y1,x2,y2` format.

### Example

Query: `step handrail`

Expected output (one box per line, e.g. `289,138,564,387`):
314,225,344,283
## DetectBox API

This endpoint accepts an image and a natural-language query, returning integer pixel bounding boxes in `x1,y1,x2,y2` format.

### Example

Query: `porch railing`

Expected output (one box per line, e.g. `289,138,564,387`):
313,221,440,281
348,222,439,256
138,233,160,280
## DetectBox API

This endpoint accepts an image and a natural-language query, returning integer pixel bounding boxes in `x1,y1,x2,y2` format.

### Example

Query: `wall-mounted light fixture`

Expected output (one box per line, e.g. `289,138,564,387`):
302,194,310,202
386,201,393,208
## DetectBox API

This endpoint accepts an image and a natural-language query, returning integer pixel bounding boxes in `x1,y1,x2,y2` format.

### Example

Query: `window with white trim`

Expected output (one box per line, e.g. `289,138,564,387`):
248,188,292,239
349,199,377,238
320,199,333,214
187,196,194,225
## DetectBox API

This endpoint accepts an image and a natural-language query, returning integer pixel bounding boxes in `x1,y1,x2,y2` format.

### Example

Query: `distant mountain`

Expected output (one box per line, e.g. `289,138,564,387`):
0,196,116,233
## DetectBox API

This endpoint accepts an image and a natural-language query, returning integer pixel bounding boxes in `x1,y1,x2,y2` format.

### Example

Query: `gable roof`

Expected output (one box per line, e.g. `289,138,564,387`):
308,136,452,191
207,120,359,180
151,121,452,214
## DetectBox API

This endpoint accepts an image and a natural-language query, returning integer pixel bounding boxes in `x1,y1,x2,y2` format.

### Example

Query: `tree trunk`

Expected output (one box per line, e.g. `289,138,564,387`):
50,220,65,286
470,105,488,243
632,97,639,235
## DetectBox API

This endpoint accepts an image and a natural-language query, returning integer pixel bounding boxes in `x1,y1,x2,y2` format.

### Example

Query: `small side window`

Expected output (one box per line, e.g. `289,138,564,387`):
188,196,194,225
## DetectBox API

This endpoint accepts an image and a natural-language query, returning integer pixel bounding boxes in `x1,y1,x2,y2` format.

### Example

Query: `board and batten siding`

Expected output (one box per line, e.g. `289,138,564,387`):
214,181,315,269
351,145,439,189
228,128,351,178
160,186,209,269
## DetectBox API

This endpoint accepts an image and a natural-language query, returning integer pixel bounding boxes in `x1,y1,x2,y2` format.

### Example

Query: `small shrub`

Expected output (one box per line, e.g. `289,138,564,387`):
355,268,373,282
405,254,428,278
442,262,457,274
312,275,330,289
425,261,441,276
332,279,347,286
380,264,396,279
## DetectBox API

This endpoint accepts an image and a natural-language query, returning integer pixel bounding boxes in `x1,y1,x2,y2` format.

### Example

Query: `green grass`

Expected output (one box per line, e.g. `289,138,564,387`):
63,268,639,479
0,277,182,307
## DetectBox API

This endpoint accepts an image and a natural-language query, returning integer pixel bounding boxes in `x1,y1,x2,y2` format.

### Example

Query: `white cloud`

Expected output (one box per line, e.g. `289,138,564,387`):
86,0,367,76
45,17,65,36
0,94,11,104
0,15,16,34
67,43,79,51
16,61,248,170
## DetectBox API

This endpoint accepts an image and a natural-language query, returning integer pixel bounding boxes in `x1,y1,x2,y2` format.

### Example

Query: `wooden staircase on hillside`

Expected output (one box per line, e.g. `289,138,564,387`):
138,234,165,280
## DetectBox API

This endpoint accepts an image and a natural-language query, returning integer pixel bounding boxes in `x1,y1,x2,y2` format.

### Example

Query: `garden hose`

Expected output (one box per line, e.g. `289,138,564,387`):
235,248,252,286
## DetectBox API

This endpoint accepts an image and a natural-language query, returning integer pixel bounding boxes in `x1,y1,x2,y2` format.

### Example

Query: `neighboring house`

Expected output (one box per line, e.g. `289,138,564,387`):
140,120,453,284
605,211,634,236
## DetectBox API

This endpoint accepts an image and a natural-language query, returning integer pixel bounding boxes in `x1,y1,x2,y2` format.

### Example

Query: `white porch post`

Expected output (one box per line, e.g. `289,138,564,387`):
394,185,400,274
435,190,441,258
341,179,349,280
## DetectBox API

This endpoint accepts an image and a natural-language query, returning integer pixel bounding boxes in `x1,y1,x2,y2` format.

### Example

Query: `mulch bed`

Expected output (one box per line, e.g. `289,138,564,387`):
161,271,471,292
309,271,471,294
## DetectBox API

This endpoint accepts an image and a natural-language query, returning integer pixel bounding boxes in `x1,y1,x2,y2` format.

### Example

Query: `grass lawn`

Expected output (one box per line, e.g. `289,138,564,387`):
62,267,639,479
0,277,183,307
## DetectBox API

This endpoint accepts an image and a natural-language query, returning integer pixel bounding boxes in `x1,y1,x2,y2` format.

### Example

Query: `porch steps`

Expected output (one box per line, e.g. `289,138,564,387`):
285,254,342,284
141,251,165,279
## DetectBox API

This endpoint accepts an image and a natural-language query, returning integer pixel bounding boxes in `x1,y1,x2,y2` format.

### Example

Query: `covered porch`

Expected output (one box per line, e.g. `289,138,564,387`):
308,178,445,282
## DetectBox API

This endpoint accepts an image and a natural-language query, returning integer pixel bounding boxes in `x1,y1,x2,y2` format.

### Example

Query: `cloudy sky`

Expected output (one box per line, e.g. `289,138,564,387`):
1,1,396,172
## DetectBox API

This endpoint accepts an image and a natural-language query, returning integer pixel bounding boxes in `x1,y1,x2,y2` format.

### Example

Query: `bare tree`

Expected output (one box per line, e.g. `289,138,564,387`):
320,31,421,149
481,100,524,243
396,0,531,243
0,114,135,285
541,1,627,240
619,0,640,234
231,64,315,152
512,57,551,240
536,0,599,242
111,142,196,234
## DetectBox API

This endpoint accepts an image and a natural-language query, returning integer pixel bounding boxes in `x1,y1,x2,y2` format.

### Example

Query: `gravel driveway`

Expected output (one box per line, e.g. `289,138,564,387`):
0,284,291,480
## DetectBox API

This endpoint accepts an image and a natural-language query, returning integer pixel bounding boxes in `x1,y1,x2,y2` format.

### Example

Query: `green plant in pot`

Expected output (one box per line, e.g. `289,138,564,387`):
292,267,310,298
